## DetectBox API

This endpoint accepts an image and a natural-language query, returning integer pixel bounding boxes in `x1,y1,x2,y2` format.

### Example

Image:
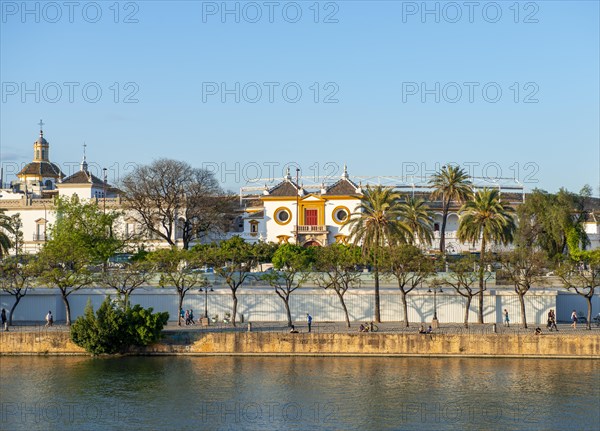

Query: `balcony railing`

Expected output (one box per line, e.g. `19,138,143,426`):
434,231,458,239
32,233,47,241
296,225,328,233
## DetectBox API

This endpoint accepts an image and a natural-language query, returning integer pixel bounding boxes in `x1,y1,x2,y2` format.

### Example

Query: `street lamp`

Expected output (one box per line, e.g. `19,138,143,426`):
295,168,300,244
428,285,443,328
102,168,107,213
199,286,214,319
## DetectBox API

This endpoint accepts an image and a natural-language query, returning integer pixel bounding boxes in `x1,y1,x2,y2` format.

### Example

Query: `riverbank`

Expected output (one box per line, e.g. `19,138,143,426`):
1,329,599,358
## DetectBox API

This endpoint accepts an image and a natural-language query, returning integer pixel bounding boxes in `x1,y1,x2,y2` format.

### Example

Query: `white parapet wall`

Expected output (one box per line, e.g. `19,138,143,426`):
2,287,597,325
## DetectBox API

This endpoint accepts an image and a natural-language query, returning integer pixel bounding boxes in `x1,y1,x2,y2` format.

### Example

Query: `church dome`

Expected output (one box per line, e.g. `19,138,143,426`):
35,132,48,146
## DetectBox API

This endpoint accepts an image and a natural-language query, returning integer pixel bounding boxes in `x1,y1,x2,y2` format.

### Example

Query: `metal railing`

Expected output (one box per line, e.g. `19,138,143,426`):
296,225,327,233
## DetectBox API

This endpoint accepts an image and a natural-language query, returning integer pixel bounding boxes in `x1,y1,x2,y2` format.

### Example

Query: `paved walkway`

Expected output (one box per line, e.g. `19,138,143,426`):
4,321,599,336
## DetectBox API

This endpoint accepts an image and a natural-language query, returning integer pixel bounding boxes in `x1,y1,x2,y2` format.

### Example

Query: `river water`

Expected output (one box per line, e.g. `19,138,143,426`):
1,356,598,431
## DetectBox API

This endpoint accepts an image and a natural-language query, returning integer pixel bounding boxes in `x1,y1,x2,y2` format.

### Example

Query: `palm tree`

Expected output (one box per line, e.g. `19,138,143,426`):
400,196,434,247
345,185,411,322
0,211,14,257
458,188,516,323
429,165,473,254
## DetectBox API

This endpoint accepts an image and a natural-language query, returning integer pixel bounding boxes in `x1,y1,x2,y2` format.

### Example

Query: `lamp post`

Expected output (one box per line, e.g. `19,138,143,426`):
102,168,107,213
295,167,300,244
199,286,214,319
428,285,443,328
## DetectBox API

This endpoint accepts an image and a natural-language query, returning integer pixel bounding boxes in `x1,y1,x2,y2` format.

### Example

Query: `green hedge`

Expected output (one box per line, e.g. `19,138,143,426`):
71,296,169,354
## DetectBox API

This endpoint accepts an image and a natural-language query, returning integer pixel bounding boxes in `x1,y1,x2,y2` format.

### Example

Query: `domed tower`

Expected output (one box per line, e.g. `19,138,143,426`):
16,120,64,194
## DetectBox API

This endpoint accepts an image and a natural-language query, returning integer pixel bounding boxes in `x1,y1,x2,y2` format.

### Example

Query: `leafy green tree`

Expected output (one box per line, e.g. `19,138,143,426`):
71,297,168,354
458,188,515,323
36,203,95,325
516,188,590,260
345,185,410,322
253,241,279,271
0,256,36,325
437,257,483,328
99,260,153,310
149,248,207,326
499,248,548,329
382,245,434,327
262,244,315,327
557,250,600,330
399,196,434,247
6,214,23,256
314,244,363,328
205,236,257,327
52,196,125,270
0,210,15,257
429,165,473,254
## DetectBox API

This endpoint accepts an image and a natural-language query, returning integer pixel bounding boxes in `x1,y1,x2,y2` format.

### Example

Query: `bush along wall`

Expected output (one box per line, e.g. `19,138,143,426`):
71,296,169,355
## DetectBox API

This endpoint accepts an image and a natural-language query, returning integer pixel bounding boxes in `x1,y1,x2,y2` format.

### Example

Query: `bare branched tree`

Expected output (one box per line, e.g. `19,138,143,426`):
121,159,235,249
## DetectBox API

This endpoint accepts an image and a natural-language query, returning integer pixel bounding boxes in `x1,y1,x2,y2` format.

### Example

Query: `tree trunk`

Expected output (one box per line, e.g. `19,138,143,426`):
283,296,292,327
439,202,449,253
478,237,486,324
232,291,238,327
518,292,527,329
337,291,350,328
62,293,72,326
177,292,184,326
401,290,409,327
586,296,592,330
125,291,132,311
464,296,472,328
374,265,381,323
8,294,22,325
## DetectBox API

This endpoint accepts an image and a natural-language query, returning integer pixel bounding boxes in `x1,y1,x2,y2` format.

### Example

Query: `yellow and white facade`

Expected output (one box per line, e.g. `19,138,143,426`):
242,167,363,246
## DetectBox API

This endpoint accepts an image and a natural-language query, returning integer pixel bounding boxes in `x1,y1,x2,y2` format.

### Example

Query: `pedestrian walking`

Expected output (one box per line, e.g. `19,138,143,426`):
547,310,558,331
503,309,510,327
306,313,312,333
1,308,7,331
45,310,53,327
571,310,578,329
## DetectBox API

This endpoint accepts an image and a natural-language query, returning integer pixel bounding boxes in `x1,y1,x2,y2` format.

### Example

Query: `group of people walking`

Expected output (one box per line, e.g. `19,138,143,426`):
180,309,196,325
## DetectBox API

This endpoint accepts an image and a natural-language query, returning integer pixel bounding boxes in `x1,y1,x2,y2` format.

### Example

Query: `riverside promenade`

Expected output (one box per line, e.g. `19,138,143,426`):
1,322,599,358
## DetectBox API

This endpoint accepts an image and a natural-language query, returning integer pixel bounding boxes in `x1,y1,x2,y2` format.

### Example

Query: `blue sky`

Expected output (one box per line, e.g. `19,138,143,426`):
1,0,599,196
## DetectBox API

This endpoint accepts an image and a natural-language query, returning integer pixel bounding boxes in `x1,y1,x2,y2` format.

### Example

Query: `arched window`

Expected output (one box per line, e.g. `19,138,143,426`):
175,218,186,239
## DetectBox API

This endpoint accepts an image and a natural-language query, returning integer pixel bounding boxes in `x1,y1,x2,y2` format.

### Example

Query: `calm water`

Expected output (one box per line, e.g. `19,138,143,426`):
1,356,598,431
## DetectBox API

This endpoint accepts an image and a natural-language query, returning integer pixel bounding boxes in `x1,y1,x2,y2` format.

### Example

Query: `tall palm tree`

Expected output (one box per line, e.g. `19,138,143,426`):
458,188,515,323
400,196,434,247
0,211,14,258
345,186,411,322
429,165,473,254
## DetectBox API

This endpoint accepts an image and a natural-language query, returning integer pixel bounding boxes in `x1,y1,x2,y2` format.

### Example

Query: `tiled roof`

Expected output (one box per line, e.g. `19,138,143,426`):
325,178,360,196
17,162,64,178
60,170,106,186
247,210,264,219
267,180,299,197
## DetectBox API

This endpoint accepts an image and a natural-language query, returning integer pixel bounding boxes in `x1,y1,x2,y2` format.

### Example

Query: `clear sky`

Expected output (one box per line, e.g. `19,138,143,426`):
1,0,599,196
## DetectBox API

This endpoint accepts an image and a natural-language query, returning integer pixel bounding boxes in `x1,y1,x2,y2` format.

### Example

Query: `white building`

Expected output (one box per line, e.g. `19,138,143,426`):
240,166,362,246
1,126,599,255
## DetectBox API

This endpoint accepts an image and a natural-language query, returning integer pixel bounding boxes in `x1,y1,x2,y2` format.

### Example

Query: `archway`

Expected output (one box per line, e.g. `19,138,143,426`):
303,240,321,247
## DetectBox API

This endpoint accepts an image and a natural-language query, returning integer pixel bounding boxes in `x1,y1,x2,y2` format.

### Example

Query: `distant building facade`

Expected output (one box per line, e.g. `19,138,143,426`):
1,126,599,254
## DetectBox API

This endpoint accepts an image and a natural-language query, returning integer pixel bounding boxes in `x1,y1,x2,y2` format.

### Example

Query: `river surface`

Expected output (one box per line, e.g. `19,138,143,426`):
1,356,598,431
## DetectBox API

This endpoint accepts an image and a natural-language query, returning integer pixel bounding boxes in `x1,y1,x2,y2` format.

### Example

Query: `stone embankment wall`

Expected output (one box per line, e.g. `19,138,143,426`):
1,331,599,358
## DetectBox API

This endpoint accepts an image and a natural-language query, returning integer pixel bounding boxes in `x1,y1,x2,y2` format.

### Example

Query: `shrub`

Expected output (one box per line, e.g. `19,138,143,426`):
71,297,169,354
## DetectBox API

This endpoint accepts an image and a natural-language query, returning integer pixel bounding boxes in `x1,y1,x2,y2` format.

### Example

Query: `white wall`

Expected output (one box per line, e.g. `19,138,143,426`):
1,287,587,325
